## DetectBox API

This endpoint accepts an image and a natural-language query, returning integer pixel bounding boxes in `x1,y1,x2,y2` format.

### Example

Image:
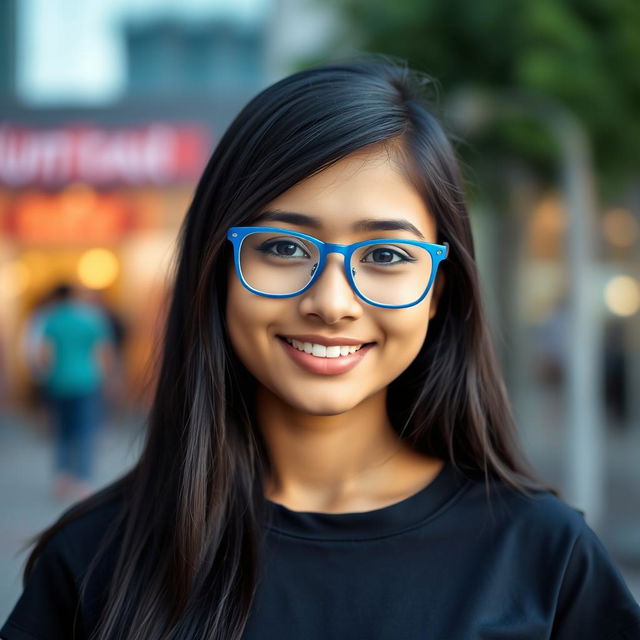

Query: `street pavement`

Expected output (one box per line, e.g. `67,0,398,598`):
1,405,639,622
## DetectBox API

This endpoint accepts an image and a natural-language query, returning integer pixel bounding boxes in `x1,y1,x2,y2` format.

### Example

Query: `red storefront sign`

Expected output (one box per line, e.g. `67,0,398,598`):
0,124,212,187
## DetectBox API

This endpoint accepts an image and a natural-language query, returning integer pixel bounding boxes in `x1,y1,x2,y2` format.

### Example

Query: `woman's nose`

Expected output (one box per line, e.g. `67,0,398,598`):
298,253,363,323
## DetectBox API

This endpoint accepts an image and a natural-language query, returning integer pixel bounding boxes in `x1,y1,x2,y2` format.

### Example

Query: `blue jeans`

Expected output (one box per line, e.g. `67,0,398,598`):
48,389,103,481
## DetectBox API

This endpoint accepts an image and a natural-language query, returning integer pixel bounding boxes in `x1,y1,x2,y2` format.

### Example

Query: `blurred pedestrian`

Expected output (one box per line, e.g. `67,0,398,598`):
36,282,115,501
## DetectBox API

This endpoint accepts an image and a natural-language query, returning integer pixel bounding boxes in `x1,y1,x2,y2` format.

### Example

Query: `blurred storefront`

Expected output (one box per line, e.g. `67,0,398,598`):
0,122,211,408
0,11,268,411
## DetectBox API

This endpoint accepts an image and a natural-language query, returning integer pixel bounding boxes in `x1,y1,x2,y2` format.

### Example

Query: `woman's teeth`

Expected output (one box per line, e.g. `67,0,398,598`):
284,337,364,358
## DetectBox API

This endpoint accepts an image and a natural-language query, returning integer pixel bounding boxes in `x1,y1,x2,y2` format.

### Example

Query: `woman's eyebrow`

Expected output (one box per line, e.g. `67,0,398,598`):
252,210,426,240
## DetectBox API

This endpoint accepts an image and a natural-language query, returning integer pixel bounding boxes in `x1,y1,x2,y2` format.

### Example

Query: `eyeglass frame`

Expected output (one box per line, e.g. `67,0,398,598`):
226,225,449,309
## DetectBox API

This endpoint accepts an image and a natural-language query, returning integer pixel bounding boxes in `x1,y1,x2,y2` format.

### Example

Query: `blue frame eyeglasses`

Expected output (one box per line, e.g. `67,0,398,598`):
226,226,449,309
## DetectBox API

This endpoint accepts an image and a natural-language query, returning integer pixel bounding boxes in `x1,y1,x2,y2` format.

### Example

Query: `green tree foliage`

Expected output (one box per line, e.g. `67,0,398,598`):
328,0,640,191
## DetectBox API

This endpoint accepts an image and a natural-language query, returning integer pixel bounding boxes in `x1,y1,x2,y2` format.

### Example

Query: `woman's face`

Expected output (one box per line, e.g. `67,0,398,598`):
226,145,443,416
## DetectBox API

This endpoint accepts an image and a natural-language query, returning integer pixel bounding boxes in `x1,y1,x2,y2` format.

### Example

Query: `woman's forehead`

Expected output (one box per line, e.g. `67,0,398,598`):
258,147,437,242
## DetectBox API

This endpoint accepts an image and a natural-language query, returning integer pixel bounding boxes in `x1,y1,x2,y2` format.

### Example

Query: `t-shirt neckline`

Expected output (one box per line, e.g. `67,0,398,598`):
264,460,469,540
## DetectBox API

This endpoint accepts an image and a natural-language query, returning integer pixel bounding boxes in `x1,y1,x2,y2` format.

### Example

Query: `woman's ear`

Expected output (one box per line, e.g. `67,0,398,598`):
428,272,446,320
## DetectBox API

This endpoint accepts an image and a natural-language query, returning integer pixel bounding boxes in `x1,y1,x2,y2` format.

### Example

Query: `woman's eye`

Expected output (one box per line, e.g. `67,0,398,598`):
362,247,410,264
260,240,310,258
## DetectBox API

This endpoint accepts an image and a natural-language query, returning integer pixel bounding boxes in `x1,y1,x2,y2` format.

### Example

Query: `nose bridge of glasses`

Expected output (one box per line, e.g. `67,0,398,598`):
313,243,353,287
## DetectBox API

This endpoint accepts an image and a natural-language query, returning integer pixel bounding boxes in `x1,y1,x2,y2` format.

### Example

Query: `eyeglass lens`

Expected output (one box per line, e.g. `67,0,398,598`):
238,231,434,306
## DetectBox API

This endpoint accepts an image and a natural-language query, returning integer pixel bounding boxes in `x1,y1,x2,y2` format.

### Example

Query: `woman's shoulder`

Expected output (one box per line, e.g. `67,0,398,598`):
480,482,640,636
498,483,587,532
471,474,640,636
458,469,592,546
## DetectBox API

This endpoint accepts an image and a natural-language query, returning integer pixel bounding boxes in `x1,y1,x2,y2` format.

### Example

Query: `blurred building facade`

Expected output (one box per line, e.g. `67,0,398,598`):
0,8,268,410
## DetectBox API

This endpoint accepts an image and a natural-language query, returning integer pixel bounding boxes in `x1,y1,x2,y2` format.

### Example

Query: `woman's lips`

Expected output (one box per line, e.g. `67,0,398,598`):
278,336,375,376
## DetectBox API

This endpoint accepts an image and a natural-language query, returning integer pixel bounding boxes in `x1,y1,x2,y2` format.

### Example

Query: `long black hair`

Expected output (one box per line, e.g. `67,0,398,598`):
21,58,556,639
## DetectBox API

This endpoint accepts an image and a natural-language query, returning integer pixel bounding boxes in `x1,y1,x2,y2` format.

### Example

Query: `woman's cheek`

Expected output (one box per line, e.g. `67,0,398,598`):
384,317,429,374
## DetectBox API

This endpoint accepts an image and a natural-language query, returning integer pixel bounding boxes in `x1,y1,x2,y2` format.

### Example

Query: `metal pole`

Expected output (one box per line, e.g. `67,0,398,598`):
550,114,604,526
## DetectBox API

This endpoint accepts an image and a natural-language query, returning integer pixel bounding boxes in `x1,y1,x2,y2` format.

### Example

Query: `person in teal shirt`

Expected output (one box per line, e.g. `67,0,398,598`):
38,283,115,500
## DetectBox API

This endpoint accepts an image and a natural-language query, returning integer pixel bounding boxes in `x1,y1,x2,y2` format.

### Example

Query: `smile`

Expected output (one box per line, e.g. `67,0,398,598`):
283,337,365,358
277,336,376,375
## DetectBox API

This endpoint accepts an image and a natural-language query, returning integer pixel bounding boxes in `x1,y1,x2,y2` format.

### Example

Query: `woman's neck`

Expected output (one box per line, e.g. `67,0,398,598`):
257,384,443,513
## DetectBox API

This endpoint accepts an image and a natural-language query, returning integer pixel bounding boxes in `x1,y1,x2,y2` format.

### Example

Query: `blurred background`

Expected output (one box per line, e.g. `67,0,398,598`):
1,0,639,616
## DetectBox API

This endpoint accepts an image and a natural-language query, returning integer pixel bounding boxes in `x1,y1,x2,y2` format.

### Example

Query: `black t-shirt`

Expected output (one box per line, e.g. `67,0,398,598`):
3,461,640,639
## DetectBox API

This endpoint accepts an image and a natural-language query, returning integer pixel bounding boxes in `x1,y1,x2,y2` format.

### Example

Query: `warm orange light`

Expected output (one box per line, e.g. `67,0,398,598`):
528,195,566,259
60,183,98,218
77,248,119,289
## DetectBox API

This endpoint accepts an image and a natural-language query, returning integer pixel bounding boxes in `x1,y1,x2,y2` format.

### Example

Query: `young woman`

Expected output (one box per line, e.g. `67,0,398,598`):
2,60,639,640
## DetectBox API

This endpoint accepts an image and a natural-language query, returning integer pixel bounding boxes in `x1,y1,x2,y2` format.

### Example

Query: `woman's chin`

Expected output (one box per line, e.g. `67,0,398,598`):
263,385,361,416
285,396,357,417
